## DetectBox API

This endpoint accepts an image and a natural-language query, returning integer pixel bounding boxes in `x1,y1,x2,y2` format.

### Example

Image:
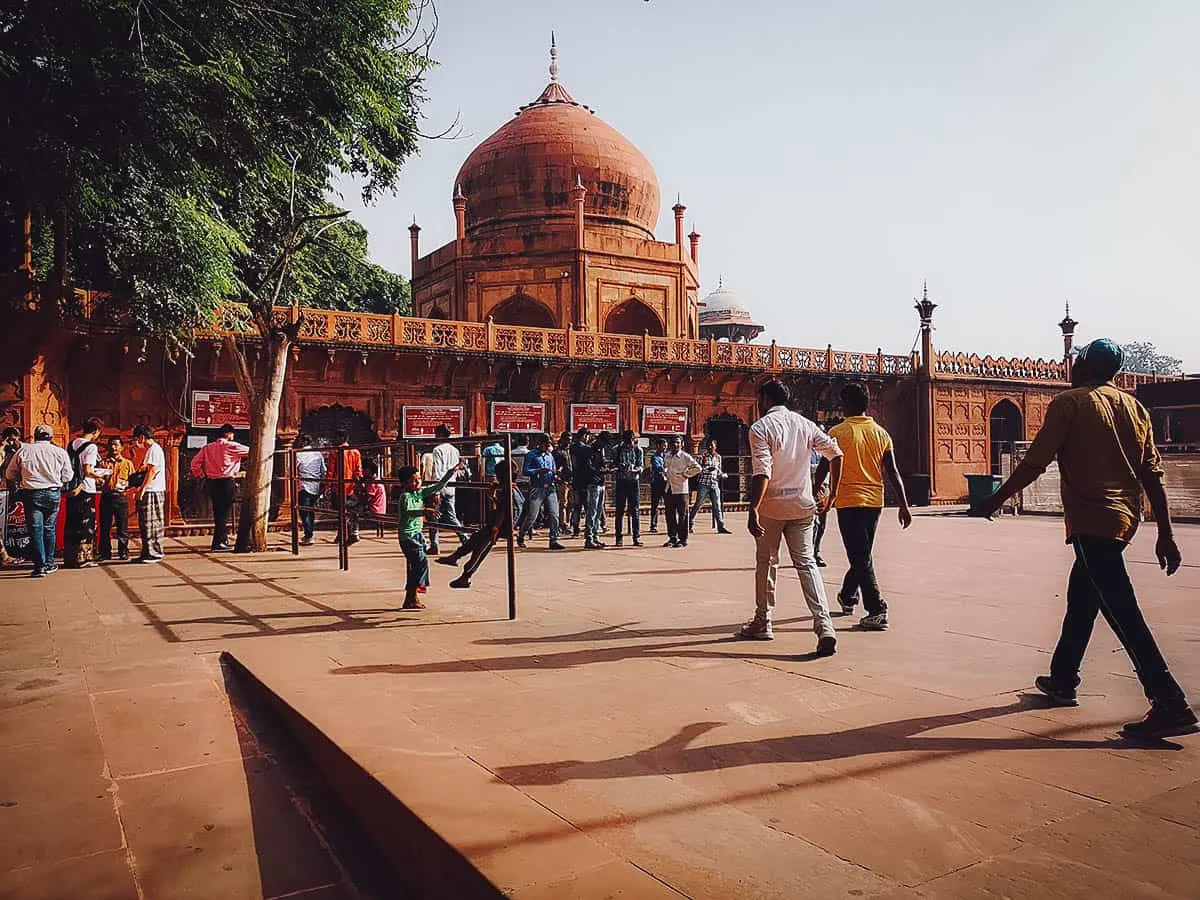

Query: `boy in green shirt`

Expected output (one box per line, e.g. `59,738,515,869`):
396,463,457,610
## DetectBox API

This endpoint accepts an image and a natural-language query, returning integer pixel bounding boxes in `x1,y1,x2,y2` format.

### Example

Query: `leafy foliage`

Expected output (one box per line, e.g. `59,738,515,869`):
1,0,430,334
291,206,412,315
1119,342,1183,376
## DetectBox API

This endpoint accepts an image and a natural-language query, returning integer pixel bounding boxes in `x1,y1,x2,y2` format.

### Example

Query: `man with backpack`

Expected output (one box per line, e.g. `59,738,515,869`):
65,419,108,568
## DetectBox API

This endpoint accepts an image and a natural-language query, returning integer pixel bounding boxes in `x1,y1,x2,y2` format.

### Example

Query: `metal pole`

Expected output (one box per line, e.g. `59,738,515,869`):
336,448,347,571
289,447,299,556
505,432,517,620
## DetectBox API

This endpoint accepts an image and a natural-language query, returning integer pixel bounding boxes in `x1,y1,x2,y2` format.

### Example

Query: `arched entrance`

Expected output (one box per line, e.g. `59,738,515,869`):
605,298,664,337
299,404,380,449
704,413,750,503
989,399,1023,476
490,294,557,329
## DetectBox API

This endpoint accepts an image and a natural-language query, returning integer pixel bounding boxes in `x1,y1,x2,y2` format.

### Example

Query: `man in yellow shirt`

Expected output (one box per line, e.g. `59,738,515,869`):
825,383,912,630
976,339,1194,740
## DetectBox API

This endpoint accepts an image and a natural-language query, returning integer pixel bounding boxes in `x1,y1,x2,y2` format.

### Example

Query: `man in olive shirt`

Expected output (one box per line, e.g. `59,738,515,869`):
977,339,1195,740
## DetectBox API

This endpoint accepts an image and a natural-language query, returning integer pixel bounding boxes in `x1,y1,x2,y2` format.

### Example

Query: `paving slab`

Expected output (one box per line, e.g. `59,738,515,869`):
0,513,1198,898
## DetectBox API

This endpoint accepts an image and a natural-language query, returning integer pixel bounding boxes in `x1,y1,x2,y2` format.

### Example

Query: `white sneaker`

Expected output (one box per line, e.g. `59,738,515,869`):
735,619,774,640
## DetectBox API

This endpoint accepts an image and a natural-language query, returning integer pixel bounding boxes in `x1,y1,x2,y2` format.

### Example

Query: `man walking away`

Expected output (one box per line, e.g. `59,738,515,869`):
648,438,667,533
614,430,644,547
4,424,72,577
1,427,22,566
189,424,250,551
428,424,467,554
99,436,135,561
481,437,505,481
826,383,912,630
131,425,168,563
517,433,565,550
662,436,700,548
740,381,843,656
294,434,326,545
975,339,1196,740
690,437,731,535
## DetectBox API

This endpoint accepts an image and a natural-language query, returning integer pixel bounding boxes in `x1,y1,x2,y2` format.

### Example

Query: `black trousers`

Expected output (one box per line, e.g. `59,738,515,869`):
664,494,688,545
814,511,827,557
836,506,884,614
1050,535,1188,711
99,493,130,559
614,480,640,541
207,478,236,548
649,479,667,530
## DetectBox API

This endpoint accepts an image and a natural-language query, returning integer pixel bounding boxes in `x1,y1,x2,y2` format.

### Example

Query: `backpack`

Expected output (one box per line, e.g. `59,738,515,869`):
67,440,95,493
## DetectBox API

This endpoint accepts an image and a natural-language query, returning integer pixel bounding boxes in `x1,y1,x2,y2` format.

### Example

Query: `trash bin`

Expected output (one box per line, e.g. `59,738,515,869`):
904,473,931,507
965,473,1003,513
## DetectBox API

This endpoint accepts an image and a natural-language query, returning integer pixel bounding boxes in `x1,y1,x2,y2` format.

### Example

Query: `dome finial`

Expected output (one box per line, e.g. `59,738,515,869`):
549,32,559,82
717,274,724,291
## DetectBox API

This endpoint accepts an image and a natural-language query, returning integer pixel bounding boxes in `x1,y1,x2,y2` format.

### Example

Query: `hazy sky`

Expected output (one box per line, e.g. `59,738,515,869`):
332,0,1200,370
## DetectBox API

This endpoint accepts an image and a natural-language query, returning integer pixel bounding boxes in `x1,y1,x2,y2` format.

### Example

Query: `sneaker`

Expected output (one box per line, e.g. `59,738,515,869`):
677,541,688,547
300,537,314,546
1034,676,1079,707
838,593,858,616
137,556,162,564
30,570,45,578
632,540,644,547
43,564,59,575
435,556,458,566
859,613,889,631
516,539,526,549
401,599,426,610
649,527,658,534
586,542,606,550
615,538,624,547
816,635,837,657
212,543,233,552
449,576,471,589
735,619,774,640
663,540,678,548
117,553,129,561
815,556,827,568
1121,704,1199,740
548,542,566,550
717,527,733,535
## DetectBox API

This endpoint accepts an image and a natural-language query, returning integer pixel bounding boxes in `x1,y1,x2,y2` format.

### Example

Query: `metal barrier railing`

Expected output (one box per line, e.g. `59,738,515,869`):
275,434,518,620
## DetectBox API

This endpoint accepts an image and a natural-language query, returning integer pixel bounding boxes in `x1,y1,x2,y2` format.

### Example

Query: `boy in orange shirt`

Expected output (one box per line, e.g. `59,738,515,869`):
826,382,912,630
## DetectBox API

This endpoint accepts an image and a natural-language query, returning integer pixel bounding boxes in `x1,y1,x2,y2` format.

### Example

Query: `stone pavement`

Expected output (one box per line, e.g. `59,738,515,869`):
1,512,1198,898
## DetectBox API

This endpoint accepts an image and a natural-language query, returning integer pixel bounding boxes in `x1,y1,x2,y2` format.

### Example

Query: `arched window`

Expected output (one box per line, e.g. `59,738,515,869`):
490,294,557,329
605,298,664,337
989,399,1024,476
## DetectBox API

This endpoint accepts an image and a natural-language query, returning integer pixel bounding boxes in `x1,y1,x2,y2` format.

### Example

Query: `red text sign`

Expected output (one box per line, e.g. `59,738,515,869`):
192,391,251,429
401,405,465,439
490,402,546,433
569,404,619,434
641,404,689,435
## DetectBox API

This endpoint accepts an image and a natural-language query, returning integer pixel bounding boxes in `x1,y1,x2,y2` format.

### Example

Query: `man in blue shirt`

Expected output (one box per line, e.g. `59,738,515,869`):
517,433,564,550
480,437,505,480
647,438,667,533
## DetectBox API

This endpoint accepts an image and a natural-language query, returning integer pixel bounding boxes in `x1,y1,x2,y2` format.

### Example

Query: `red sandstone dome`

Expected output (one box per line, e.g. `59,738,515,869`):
455,75,661,240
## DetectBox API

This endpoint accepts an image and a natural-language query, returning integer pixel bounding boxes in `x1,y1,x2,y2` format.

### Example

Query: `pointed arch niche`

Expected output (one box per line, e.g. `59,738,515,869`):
490,294,557,329
605,298,664,337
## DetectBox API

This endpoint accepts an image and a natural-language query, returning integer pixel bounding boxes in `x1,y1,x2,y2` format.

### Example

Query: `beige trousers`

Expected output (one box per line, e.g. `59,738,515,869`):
754,514,835,638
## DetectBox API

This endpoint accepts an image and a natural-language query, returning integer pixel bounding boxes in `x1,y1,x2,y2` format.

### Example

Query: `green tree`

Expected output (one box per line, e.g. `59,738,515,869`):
1,0,433,550
1119,342,1183,376
292,207,412,315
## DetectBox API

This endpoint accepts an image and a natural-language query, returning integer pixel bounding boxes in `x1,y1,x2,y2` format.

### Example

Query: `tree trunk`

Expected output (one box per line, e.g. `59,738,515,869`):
228,333,290,552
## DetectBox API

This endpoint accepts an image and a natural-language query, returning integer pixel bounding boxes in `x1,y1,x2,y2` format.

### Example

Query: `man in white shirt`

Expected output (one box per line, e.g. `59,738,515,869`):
428,425,466,554
662,436,701,548
65,419,108,568
740,380,844,656
4,424,72,577
131,424,167,562
294,434,326,546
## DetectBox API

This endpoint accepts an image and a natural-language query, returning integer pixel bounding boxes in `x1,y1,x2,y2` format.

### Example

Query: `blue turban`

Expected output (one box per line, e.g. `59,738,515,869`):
1076,338,1125,380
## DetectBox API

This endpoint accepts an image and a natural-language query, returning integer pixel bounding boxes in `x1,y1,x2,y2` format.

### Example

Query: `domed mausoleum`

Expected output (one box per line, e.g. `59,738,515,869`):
409,40,701,340
698,278,764,343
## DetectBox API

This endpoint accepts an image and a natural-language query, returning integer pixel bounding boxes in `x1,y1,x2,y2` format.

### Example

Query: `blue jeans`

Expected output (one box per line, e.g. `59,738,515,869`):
430,493,467,551
689,484,725,530
520,484,560,543
298,491,318,540
398,532,429,591
21,488,60,572
585,485,605,543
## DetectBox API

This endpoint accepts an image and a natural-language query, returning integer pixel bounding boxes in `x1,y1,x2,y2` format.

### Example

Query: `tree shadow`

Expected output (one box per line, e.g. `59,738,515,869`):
492,697,1164,787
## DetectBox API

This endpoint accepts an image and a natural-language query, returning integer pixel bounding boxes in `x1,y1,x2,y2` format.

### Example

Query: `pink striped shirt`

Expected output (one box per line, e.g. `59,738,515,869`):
190,438,250,479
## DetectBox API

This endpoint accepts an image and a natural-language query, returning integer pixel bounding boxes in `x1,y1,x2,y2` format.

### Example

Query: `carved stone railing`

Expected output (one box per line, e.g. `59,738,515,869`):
197,305,916,377
935,350,1068,383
